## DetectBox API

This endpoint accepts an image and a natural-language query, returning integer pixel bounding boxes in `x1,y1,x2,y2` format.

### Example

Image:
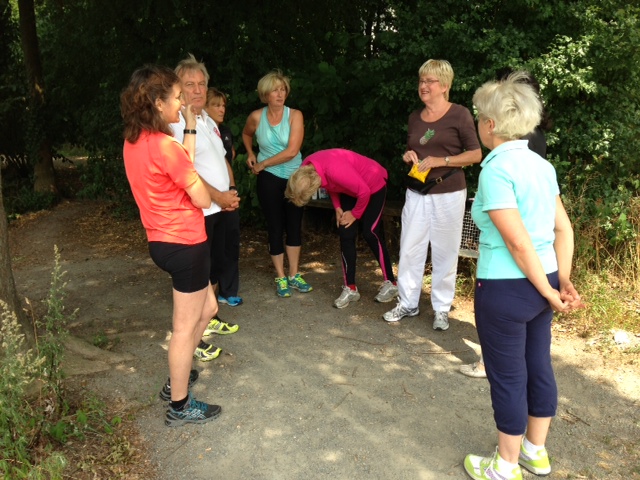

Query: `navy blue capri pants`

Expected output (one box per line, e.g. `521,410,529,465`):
474,272,559,436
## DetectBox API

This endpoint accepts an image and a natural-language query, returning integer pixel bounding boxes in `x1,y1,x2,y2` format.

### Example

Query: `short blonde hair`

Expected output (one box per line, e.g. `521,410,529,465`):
473,71,542,140
419,59,454,101
257,70,291,103
285,165,322,207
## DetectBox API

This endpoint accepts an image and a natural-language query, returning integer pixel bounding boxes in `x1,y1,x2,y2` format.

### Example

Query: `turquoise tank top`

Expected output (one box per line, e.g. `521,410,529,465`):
255,106,302,179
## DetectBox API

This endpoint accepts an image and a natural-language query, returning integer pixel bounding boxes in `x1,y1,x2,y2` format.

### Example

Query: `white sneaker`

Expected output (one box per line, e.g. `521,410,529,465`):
382,303,419,322
334,286,360,309
374,280,399,303
433,311,449,331
464,448,523,480
459,362,487,378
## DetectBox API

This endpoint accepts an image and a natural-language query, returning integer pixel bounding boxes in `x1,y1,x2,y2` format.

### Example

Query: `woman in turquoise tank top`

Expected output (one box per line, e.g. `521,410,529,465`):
242,70,312,298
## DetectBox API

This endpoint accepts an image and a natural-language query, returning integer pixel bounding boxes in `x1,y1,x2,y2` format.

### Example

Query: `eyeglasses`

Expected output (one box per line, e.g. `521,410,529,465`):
419,79,440,86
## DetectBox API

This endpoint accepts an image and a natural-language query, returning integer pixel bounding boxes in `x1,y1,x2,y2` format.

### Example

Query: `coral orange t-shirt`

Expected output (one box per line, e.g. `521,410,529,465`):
123,131,206,244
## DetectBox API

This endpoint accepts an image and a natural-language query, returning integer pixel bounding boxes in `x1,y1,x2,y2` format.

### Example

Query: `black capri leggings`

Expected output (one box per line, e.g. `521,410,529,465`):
338,186,395,286
148,241,210,293
256,170,304,256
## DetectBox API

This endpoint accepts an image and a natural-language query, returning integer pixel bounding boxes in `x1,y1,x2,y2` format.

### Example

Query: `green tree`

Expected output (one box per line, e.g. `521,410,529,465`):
0,165,33,346
17,0,57,194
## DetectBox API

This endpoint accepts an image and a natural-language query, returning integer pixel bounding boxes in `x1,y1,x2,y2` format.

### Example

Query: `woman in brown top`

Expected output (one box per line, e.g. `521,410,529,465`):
383,59,482,329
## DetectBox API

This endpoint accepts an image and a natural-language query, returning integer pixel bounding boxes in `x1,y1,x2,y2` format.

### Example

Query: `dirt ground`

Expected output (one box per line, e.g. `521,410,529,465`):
8,199,640,480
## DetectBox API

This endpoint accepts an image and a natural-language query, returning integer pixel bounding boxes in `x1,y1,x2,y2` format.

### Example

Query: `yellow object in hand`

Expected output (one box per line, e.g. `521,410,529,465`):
408,163,430,183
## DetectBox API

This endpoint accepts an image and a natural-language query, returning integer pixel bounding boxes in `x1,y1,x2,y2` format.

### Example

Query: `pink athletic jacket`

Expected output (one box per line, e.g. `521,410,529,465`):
302,149,388,219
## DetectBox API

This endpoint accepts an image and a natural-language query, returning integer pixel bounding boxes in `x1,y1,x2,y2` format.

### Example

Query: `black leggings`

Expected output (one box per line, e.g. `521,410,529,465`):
257,170,304,256
204,210,240,297
338,186,395,286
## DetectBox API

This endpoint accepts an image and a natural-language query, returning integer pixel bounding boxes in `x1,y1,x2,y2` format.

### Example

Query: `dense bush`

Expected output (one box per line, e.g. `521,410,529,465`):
2,0,638,267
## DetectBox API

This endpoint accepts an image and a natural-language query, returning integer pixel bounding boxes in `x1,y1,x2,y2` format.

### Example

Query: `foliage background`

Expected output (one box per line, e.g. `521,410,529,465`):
1,0,639,266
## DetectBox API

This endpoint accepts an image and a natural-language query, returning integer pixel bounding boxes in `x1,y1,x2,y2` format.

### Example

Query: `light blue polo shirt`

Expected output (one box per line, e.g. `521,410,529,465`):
471,140,560,279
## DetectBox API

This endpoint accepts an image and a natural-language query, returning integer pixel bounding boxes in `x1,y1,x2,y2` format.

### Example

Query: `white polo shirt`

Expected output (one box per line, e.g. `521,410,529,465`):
171,111,230,216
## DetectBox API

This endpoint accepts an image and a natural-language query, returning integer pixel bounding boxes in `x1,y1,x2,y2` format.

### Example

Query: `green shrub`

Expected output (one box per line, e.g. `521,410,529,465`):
3,185,57,218
0,246,116,478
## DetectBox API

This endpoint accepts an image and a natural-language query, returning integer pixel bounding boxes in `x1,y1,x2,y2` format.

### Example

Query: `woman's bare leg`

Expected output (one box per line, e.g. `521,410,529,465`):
168,283,217,401
271,253,285,278
285,245,300,277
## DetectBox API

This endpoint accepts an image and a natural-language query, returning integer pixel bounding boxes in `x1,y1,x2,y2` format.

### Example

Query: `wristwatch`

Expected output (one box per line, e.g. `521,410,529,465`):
444,156,451,166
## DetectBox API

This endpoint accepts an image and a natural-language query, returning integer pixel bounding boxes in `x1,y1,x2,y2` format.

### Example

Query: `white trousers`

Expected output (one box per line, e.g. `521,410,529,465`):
397,188,466,311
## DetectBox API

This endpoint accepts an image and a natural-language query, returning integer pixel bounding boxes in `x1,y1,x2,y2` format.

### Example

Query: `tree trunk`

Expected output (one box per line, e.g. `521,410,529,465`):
0,167,34,347
17,0,57,194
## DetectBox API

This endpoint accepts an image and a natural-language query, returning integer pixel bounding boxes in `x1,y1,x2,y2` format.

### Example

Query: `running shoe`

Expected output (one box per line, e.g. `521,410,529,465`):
288,273,313,293
382,303,419,323
433,311,450,331
194,340,222,361
165,394,222,427
459,362,487,378
203,316,239,336
464,449,523,480
158,369,200,402
218,295,243,307
374,280,398,303
275,276,291,297
518,440,551,475
333,286,360,309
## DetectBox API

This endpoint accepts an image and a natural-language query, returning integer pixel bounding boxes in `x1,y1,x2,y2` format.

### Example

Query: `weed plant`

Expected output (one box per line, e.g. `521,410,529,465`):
0,247,123,478
558,196,640,338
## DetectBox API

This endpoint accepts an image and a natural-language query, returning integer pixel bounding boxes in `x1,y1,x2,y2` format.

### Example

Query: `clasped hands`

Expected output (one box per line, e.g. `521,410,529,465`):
548,281,585,314
335,208,356,228
246,155,265,175
217,189,240,211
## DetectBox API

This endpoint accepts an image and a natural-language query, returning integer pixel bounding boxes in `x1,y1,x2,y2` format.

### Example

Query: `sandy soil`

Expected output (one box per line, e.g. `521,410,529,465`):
8,200,640,480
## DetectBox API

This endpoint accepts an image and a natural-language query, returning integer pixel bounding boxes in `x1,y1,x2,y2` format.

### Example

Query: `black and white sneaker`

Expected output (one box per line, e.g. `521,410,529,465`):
165,394,222,427
158,369,199,402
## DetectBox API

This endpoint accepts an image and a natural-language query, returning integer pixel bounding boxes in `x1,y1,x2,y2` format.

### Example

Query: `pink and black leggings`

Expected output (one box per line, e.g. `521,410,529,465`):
338,186,395,286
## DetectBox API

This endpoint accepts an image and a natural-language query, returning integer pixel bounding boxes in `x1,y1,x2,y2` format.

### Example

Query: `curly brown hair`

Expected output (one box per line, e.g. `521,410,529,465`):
121,65,179,143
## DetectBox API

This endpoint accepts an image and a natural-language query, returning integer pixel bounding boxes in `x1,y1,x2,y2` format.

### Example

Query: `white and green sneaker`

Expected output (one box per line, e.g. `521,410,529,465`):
518,440,551,476
464,449,523,480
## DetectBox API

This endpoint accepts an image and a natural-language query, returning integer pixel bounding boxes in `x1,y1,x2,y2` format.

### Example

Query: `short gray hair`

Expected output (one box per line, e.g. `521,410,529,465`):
472,71,542,140
174,53,210,84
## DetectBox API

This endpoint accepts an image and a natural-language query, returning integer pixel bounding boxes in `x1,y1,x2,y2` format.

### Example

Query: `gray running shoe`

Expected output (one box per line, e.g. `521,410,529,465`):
382,303,419,322
374,280,399,303
433,311,450,331
334,286,360,309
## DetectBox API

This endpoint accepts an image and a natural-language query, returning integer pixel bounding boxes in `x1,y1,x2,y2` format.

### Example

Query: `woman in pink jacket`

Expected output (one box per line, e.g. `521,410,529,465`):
286,148,397,308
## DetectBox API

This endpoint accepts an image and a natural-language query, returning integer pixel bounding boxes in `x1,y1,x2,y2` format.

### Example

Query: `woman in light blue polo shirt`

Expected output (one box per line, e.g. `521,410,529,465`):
463,72,584,480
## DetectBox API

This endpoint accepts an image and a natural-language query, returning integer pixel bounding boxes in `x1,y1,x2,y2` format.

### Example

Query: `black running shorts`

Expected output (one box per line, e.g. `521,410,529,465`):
148,241,210,293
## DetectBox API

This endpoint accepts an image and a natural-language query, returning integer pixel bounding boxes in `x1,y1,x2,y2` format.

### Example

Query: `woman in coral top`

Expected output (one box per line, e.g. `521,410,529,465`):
121,64,221,427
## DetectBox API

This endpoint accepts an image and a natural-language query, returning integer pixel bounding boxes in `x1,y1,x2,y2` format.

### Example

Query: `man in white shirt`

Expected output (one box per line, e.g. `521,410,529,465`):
171,54,241,361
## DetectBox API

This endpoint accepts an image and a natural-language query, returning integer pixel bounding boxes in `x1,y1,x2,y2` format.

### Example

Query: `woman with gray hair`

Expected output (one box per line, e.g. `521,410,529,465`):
383,59,481,329
463,72,583,480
